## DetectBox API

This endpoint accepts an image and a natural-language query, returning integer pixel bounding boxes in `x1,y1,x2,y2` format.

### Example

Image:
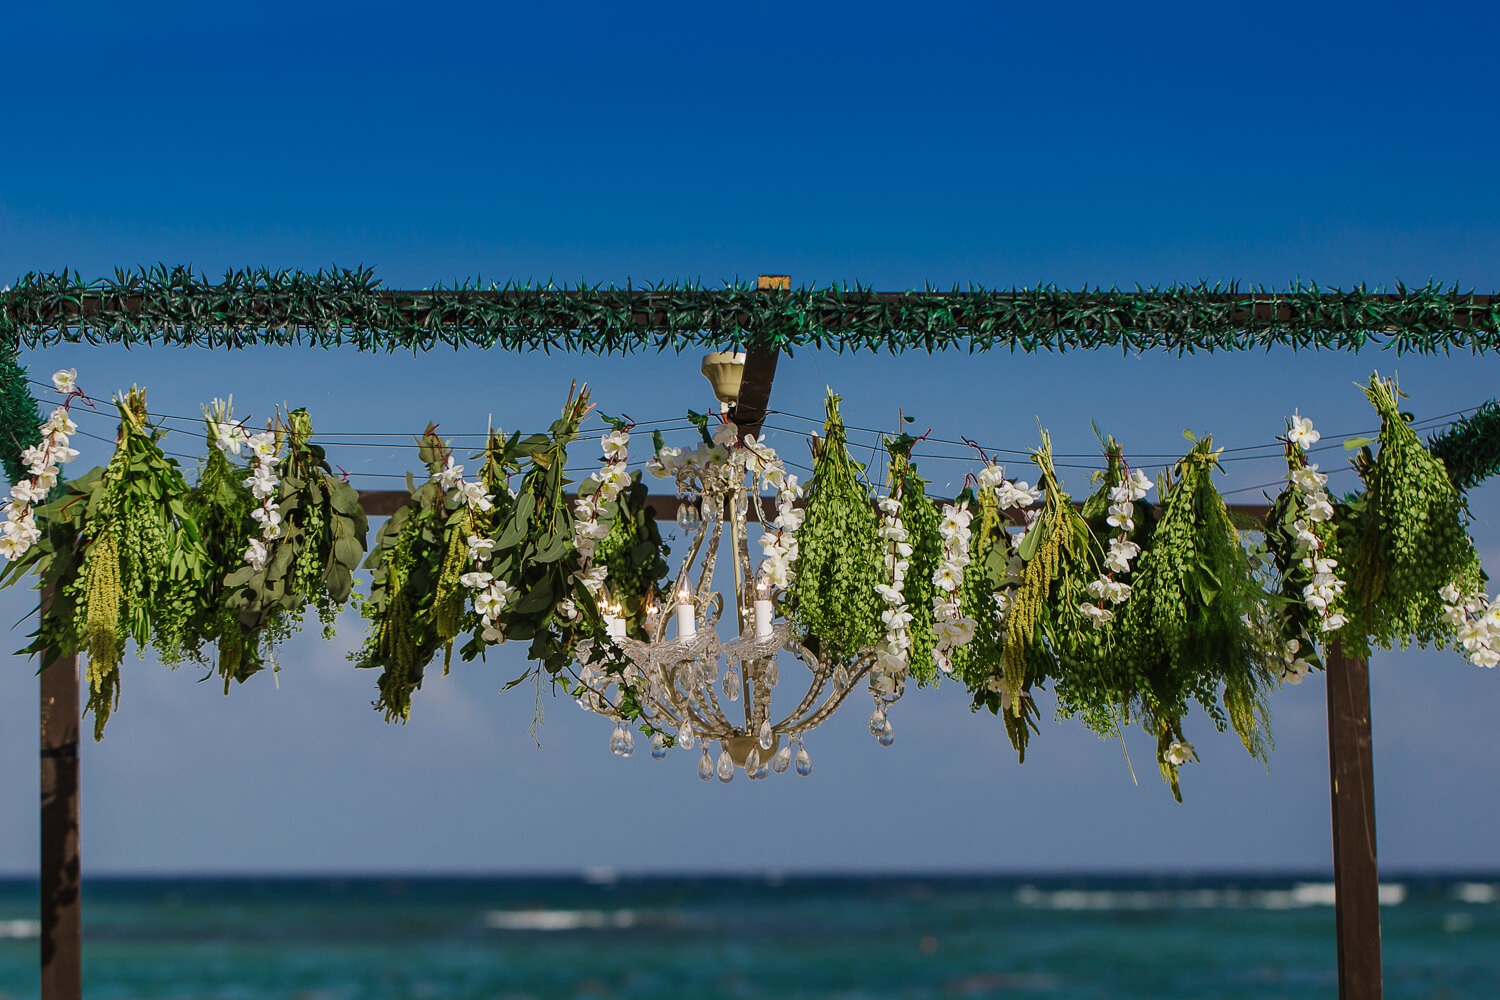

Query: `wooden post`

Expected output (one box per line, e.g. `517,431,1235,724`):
1326,640,1382,999
727,275,788,439
39,586,82,1000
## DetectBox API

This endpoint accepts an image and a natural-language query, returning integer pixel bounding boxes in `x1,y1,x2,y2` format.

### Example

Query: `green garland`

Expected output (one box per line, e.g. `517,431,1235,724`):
5,269,1500,355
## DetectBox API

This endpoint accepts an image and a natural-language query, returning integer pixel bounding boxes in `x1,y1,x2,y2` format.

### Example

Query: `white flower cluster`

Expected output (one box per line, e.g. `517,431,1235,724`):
1440,583,1500,668
0,369,84,561
432,452,506,641
975,462,1040,636
644,423,732,479
1285,414,1347,647
570,427,632,608
1078,469,1152,629
931,503,976,673
458,564,516,644
750,438,803,590
873,495,914,678
241,427,284,572
434,453,496,514
206,397,250,456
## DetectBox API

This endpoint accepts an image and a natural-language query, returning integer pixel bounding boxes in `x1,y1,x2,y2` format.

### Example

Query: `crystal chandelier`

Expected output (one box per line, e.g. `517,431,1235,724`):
572,356,904,781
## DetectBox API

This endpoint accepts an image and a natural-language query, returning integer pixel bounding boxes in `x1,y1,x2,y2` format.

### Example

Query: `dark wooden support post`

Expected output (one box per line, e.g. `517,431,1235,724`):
727,275,788,438
1326,639,1382,999
39,587,82,1000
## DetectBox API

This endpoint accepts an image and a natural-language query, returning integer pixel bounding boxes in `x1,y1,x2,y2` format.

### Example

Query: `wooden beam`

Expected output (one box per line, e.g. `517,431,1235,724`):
1326,640,1383,999
727,275,787,439
357,490,1272,524
39,585,81,1000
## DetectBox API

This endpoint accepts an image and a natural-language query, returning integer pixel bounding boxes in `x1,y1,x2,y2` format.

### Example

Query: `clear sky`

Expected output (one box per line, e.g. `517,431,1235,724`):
2,0,1499,875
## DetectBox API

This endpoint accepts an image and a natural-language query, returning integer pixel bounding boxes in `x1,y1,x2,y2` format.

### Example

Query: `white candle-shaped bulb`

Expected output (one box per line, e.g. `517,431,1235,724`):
676,584,696,639
604,600,626,639
753,577,773,639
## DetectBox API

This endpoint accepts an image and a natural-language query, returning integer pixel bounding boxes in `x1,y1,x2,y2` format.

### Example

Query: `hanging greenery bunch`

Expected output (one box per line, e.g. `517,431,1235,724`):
482,385,627,684
58,390,210,737
791,391,883,663
593,471,671,639
1116,435,1277,800
947,482,1004,686
1263,415,1348,684
948,459,1041,696
1345,374,1481,652
182,399,264,690
355,426,460,721
222,407,368,660
877,434,941,685
439,427,520,660
1429,397,1500,493
1052,440,1156,737
986,434,1097,758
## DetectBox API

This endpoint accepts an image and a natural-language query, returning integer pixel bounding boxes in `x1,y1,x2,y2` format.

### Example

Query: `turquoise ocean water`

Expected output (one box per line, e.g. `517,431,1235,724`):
0,874,1496,999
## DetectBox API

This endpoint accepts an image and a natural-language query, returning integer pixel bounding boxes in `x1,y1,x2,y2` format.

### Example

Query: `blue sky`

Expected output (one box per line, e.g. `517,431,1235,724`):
2,0,1499,874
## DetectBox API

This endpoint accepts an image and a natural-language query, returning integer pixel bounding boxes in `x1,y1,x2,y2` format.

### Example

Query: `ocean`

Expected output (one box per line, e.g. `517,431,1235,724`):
0,873,1496,999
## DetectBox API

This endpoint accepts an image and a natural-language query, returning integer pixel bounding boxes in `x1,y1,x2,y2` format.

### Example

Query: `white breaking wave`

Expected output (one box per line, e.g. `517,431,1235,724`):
1454,882,1499,904
1013,882,1407,911
483,909,638,931
0,919,40,940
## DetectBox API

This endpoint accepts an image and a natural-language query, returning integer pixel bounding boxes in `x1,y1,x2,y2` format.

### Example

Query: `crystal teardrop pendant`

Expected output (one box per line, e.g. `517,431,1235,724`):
753,759,770,780
794,743,813,777
764,660,779,687
619,727,635,757
771,743,793,774
697,748,714,781
677,724,697,750
676,502,701,534
869,708,887,739
878,718,895,748
650,732,668,760
609,723,627,756
723,668,742,702
716,749,735,783
757,719,773,750
746,748,762,775
833,665,850,689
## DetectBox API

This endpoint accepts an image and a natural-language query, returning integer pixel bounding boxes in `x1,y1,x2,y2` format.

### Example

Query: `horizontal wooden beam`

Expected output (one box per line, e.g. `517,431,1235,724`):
356,489,1271,523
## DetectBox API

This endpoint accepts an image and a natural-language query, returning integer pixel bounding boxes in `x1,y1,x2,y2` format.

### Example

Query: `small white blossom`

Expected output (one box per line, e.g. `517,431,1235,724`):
457,480,493,511
435,456,466,491
244,538,270,571
1163,740,1195,766
51,369,78,394
459,571,494,590
1287,413,1321,450
601,428,631,460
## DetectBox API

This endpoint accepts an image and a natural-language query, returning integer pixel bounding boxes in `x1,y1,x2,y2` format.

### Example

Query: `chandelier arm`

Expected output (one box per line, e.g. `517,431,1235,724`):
770,640,837,721
690,671,743,735
779,657,878,733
